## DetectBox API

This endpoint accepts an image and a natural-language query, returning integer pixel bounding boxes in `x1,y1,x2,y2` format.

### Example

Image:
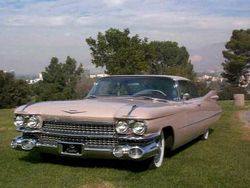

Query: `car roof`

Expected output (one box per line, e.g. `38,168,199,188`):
103,75,190,81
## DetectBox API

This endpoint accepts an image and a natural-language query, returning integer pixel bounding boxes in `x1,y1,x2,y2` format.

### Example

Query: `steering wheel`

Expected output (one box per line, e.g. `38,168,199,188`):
133,89,167,99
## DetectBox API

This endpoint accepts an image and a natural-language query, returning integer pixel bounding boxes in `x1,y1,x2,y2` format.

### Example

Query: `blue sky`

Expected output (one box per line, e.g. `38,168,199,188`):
0,0,250,74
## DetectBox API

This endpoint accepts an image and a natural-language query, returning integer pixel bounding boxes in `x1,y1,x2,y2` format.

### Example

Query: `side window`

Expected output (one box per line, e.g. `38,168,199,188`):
178,80,189,99
187,82,199,98
178,80,199,99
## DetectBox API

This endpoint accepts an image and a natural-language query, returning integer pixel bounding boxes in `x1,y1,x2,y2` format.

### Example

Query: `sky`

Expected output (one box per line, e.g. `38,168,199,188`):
0,0,250,75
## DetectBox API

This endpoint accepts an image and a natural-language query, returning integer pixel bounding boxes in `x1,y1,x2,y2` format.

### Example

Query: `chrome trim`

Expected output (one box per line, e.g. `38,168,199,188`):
16,127,159,140
118,133,160,141
43,132,116,139
180,111,223,129
11,136,37,151
42,120,116,137
17,128,115,138
43,120,113,125
11,134,160,160
17,127,42,133
21,102,36,111
39,134,118,148
127,105,138,116
84,147,113,152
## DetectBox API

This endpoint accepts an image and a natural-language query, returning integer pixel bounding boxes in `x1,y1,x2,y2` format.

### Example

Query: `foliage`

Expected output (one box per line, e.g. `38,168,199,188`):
75,75,95,99
194,81,211,96
33,56,84,101
1,102,250,187
195,80,225,97
218,83,250,100
163,65,195,80
86,28,195,79
147,41,195,80
0,71,31,108
222,29,250,86
86,28,149,75
208,80,222,92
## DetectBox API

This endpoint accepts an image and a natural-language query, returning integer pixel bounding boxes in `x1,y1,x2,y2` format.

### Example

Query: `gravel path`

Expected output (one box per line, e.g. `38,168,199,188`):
244,111,250,123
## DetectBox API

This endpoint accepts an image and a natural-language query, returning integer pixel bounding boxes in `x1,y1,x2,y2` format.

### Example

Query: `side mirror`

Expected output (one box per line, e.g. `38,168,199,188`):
183,93,191,100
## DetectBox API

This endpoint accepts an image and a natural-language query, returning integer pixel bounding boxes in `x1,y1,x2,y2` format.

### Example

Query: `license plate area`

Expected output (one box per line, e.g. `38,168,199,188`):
60,143,83,156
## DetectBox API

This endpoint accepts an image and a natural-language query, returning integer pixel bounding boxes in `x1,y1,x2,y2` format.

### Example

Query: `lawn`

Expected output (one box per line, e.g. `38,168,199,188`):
0,101,250,188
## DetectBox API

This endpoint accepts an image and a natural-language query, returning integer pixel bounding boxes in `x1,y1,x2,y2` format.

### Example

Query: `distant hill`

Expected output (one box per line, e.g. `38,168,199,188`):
15,74,38,80
189,42,225,72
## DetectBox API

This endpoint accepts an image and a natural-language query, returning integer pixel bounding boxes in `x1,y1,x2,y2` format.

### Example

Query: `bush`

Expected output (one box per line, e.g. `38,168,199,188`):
218,85,250,100
195,81,211,96
0,71,31,108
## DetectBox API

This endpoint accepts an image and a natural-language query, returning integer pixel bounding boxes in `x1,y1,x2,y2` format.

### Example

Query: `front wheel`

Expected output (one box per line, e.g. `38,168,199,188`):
148,131,165,169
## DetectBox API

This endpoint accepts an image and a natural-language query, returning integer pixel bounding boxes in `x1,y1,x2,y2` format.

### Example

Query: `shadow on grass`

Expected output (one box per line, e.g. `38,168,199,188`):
165,128,214,158
19,129,214,172
20,152,152,172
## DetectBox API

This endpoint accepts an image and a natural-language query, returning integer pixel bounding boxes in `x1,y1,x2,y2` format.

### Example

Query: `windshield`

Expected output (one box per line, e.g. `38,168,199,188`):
88,76,178,100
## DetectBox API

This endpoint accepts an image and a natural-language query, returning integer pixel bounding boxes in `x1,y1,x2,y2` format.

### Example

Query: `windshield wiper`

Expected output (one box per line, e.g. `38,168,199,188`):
86,95,97,99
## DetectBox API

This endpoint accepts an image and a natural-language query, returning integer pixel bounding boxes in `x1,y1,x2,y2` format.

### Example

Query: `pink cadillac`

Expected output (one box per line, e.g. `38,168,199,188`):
11,75,222,168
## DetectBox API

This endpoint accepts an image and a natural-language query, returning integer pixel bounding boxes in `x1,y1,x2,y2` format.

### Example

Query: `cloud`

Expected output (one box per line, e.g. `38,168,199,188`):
191,55,204,63
4,15,72,26
76,16,98,26
103,0,128,7
0,0,250,74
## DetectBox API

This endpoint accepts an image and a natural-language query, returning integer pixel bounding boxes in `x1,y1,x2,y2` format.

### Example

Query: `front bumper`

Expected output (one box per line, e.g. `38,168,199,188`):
11,134,160,160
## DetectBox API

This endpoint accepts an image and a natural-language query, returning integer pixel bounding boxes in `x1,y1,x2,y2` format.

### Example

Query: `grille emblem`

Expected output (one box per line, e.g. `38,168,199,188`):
62,110,86,114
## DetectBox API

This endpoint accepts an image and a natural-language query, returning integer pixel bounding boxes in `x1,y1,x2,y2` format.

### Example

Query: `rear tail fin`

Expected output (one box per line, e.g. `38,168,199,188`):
203,90,219,101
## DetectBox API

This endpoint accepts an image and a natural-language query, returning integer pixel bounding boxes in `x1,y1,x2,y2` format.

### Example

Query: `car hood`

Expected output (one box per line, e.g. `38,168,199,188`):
15,97,181,121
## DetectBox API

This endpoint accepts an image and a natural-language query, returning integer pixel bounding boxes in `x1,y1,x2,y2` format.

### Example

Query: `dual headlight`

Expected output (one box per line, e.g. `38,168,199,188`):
115,120,146,136
14,115,40,129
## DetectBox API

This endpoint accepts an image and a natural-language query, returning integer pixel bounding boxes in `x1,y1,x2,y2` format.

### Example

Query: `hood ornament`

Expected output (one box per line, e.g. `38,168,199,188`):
127,105,137,116
62,110,86,114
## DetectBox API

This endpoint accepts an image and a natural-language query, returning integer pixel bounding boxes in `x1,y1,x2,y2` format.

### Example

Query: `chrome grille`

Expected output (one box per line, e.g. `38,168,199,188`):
42,121,115,135
39,134,118,148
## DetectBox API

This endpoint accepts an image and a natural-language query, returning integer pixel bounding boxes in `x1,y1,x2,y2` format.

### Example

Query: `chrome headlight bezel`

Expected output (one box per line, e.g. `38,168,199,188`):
26,116,40,128
132,121,147,136
115,120,129,134
14,115,41,129
14,115,25,127
115,119,147,136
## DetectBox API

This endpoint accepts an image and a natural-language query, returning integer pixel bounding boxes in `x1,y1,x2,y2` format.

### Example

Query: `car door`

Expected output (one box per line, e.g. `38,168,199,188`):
177,80,207,142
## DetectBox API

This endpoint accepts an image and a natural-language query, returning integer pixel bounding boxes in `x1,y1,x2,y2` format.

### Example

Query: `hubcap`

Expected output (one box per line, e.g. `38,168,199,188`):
153,133,165,167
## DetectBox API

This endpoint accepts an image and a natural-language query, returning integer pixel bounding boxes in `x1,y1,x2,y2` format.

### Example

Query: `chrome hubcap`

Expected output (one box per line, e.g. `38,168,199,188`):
153,133,164,167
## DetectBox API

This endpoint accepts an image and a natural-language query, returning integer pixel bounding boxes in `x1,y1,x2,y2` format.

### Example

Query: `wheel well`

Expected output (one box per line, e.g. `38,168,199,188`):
162,126,174,149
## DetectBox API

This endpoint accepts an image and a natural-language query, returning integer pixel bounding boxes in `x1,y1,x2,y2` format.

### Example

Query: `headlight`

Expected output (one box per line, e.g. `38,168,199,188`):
132,121,146,135
115,120,147,135
116,121,129,134
26,116,40,128
14,116,24,127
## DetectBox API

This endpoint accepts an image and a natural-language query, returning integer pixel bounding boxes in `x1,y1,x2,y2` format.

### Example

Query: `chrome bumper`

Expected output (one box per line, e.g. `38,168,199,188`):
11,134,160,160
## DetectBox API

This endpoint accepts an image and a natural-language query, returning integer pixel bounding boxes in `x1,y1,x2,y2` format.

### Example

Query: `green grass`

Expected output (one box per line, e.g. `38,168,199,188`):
0,101,250,188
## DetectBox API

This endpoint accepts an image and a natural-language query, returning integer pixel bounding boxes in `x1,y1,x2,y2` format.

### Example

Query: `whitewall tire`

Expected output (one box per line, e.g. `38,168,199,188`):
148,131,165,169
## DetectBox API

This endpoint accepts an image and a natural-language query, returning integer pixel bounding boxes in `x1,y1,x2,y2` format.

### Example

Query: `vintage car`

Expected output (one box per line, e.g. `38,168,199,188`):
11,75,222,168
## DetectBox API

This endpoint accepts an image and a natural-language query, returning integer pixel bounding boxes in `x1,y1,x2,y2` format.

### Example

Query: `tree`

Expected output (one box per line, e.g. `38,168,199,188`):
222,29,250,86
34,56,84,101
147,41,195,80
194,81,211,96
86,28,149,74
0,71,31,108
86,28,195,79
75,75,95,99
